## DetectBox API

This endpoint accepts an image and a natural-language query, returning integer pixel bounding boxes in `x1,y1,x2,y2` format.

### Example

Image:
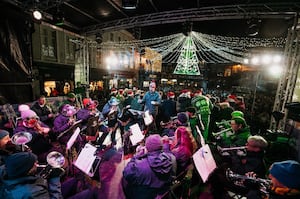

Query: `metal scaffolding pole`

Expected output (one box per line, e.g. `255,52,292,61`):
270,14,300,131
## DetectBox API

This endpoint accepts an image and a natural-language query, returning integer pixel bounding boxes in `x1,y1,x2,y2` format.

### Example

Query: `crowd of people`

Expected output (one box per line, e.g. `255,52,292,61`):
0,81,299,199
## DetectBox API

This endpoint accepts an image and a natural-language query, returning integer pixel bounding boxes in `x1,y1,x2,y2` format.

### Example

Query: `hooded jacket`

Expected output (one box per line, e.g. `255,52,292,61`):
123,150,176,199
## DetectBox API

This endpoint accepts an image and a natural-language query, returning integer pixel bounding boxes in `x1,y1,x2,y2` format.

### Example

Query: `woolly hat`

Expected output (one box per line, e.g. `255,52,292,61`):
111,88,117,94
5,152,37,179
177,112,188,125
18,104,30,113
21,109,37,120
269,160,300,189
145,134,162,152
0,129,9,140
83,98,91,107
167,92,175,98
127,90,134,96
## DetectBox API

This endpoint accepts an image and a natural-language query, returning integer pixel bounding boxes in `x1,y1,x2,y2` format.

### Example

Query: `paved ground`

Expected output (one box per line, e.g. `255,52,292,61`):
96,129,129,199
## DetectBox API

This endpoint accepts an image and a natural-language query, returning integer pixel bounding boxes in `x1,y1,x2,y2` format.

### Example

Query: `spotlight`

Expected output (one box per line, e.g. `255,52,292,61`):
122,0,138,9
33,10,42,20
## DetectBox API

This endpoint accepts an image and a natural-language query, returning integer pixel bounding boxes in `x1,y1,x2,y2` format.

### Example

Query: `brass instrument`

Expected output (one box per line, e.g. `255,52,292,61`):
216,120,231,127
226,168,271,195
11,132,32,151
160,116,178,128
218,146,247,153
212,128,233,139
38,151,65,179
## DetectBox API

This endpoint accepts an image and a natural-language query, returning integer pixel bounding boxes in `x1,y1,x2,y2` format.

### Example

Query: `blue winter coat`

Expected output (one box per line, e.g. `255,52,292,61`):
141,91,161,115
0,176,62,199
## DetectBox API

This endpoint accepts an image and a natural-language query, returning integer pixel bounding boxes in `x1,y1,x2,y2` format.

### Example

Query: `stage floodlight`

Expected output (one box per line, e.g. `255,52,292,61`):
33,10,42,20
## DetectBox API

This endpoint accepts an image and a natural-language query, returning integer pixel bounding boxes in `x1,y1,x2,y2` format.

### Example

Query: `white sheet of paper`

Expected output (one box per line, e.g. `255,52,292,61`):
74,143,97,177
66,127,80,150
129,123,145,145
192,144,217,182
143,110,153,126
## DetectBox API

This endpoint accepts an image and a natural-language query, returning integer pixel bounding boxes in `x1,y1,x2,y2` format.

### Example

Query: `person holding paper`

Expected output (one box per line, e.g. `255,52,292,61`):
123,134,176,199
139,82,161,133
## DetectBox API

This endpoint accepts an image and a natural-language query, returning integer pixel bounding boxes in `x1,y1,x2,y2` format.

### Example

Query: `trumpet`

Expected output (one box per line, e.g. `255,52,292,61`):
212,128,233,138
38,151,65,179
216,120,231,127
226,168,271,194
218,146,247,153
160,116,178,128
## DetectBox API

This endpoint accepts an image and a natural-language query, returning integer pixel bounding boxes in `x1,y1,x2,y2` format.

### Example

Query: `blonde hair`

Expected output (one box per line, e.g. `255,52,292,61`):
247,135,268,149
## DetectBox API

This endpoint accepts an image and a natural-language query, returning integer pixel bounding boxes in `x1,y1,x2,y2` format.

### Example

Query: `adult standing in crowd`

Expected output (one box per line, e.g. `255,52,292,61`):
140,82,161,133
191,90,213,142
160,91,177,123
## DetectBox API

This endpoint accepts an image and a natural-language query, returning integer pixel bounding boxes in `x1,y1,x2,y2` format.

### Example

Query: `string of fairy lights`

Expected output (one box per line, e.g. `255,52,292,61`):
98,31,286,64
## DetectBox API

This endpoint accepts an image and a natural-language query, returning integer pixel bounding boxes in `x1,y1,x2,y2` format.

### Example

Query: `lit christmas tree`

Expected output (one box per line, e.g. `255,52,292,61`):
173,36,200,75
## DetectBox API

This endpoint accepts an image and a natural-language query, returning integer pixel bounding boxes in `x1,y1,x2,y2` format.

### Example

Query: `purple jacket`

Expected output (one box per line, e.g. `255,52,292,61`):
123,150,176,198
52,114,71,133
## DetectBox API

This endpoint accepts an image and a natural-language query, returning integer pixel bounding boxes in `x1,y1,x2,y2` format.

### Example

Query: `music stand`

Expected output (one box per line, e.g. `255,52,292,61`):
65,127,81,175
74,143,101,177
57,120,82,140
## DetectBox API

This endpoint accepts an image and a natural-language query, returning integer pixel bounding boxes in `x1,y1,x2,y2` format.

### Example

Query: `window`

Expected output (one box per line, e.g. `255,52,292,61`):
65,35,75,60
41,28,57,59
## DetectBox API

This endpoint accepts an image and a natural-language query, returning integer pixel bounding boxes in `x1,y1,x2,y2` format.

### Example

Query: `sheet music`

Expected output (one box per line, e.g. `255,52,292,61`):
192,144,217,182
74,143,97,177
129,123,145,146
66,127,80,150
143,110,153,126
